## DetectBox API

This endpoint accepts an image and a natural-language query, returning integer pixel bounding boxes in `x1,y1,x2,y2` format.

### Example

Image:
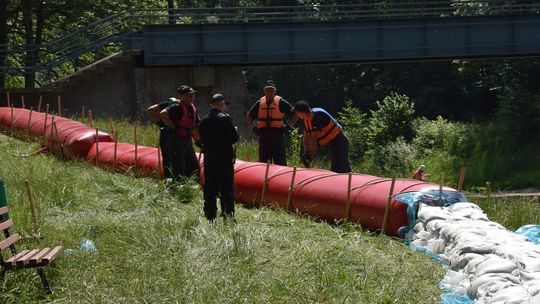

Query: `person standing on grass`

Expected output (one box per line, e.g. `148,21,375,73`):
198,94,239,222
159,85,201,183
246,80,297,166
293,100,352,173
146,96,180,179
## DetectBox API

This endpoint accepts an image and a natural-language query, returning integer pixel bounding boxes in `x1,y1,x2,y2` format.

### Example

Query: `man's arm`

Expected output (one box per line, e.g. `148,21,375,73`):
159,109,174,128
146,104,162,124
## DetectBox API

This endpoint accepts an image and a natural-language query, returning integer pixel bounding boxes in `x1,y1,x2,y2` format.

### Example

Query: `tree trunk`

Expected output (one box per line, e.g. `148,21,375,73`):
23,0,35,88
168,0,175,24
0,0,8,88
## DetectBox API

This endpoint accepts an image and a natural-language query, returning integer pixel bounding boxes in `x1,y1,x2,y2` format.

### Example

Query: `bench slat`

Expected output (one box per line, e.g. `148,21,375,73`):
0,206,8,217
29,247,51,266
0,219,13,231
42,246,63,264
15,249,41,267
0,233,20,251
4,249,30,269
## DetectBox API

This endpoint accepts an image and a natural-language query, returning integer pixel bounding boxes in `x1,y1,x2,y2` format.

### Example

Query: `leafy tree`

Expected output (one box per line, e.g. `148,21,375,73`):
367,92,415,146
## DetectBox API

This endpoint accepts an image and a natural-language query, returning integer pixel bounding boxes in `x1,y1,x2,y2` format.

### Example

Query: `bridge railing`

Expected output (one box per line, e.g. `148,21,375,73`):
1,1,539,83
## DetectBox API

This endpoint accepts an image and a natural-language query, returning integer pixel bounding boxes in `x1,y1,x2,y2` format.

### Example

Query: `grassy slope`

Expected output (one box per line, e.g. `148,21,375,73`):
0,132,445,304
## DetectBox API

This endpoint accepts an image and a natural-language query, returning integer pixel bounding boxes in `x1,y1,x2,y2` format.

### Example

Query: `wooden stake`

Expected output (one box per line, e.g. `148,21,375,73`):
260,160,271,207
57,95,62,116
113,131,118,171
286,167,297,211
95,128,99,166
157,145,163,179
108,117,114,133
24,180,39,233
486,182,492,201
381,176,397,235
53,120,61,153
37,95,42,112
6,91,10,107
9,106,13,134
81,106,85,121
457,166,465,192
27,107,33,139
21,95,25,109
49,117,55,149
134,123,138,173
345,172,353,223
88,110,93,127
43,104,49,142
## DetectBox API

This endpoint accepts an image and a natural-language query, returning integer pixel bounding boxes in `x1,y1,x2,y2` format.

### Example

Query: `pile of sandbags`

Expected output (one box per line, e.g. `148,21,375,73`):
411,202,540,303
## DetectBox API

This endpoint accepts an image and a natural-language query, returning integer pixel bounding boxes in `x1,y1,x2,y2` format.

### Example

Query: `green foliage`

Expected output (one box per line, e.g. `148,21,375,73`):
368,92,415,146
495,79,540,145
338,99,368,161
362,137,416,178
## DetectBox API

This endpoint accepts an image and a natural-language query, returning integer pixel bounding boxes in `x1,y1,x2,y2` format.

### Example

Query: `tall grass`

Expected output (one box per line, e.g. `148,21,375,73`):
0,132,445,303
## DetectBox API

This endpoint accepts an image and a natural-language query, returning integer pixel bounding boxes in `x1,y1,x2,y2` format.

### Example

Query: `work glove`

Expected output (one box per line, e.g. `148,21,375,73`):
252,126,259,136
301,152,313,168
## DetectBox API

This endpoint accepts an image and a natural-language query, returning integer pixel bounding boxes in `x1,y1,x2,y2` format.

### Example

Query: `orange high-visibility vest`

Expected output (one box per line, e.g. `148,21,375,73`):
303,108,342,146
256,96,284,128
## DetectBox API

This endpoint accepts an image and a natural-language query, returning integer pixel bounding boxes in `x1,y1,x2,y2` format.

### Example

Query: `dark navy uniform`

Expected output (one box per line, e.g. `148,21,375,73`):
199,100,239,221
156,98,178,178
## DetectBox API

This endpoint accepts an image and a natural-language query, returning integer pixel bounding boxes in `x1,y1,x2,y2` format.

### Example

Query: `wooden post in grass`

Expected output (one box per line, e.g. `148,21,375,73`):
94,128,100,166
88,110,93,127
157,145,163,179
486,182,492,201
27,107,33,139
43,104,49,141
286,167,297,211
57,95,62,116
344,172,353,223
53,120,60,153
6,91,10,107
24,180,39,233
81,106,85,122
457,166,465,193
134,123,138,173
21,95,25,109
381,176,396,235
108,117,114,134
49,117,56,150
37,95,42,112
260,160,271,207
9,105,13,135
113,131,118,171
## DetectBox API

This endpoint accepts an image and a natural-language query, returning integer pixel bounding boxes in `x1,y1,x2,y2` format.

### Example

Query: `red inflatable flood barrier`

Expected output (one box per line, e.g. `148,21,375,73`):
2,106,463,237
0,107,113,158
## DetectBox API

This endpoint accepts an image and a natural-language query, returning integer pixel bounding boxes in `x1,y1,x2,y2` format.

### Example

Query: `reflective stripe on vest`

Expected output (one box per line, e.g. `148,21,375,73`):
172,103,197,137
256,96,284,128
303,108,342,146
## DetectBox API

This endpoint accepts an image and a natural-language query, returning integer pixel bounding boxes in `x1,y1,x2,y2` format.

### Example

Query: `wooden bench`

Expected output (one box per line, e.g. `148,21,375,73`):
0,206,63,293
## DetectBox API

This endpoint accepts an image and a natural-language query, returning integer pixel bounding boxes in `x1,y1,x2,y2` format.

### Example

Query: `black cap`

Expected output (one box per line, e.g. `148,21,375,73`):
211,93,230,105
264,80,277,90
293,100,311,113
177,85,197,95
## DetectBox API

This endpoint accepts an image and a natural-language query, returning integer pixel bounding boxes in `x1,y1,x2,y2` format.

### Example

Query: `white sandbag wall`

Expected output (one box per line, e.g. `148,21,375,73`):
411,202,540,303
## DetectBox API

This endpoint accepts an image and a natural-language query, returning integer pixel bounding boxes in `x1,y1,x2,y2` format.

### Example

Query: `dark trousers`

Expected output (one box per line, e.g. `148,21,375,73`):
203,151,235,221
166,135,199,181
258,128,287,166
159,127,173,178
328,133,352,173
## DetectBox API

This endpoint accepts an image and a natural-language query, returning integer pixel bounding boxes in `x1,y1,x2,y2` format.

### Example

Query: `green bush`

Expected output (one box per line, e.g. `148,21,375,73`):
338,99,368,161
362,137,416,178
367,92,415,146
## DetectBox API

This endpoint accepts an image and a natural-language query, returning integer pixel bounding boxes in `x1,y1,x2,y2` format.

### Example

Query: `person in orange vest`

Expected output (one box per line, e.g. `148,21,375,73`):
159,85,200,182
246,80,296,166
411,165,428,181
293,100,352,173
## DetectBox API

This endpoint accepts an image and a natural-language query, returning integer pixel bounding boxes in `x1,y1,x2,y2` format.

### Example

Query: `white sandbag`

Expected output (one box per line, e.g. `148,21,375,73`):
484,285,532,304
